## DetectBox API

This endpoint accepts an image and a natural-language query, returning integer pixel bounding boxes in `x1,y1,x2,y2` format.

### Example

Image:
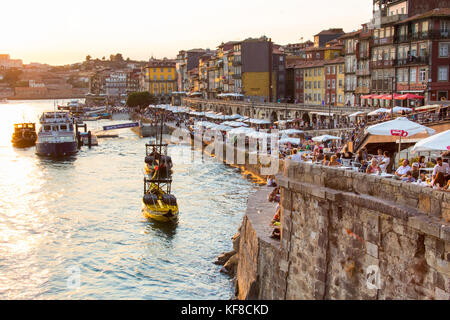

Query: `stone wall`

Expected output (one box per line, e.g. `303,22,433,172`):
236,161,450,300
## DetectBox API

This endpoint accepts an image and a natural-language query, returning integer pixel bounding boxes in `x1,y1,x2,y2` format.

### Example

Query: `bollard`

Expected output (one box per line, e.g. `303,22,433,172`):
88,131,92,148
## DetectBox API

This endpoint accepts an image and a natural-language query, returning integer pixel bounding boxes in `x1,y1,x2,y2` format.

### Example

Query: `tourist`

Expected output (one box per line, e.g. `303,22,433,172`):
315,149,325,162
366,159,380,174
376,149,383,163
322,154,330,166
266,175,277,187
378,151,391,173
394,159,412,178
289,149,303,162
402,171,416,183
355,150,365,164
432,157,449,181
410,163,420,180
328,155,342,167
418,155,427,168
432,172,447,189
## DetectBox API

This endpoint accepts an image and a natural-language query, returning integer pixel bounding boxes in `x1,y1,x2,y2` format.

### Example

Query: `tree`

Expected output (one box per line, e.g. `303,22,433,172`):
1,68,23,86
126,92,156,108
86,55,92,61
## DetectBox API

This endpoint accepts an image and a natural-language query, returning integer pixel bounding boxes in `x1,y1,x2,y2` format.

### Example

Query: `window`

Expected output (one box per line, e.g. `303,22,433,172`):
439,43,449,57
422,21,429,34
327,80,330,89
314,81,317,89
332,79,336,89
410,68,417,83
419,69,426,82
441,21,449,36
60,125,67,130
160,75,164,81
318,81,321,89
438,66,448,81
314,69,317,76
161,68,164,72
44,125,51,131
339,79,343,88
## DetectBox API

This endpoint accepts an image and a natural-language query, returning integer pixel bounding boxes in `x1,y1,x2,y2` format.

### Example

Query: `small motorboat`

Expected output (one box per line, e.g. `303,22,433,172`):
11,123,37,148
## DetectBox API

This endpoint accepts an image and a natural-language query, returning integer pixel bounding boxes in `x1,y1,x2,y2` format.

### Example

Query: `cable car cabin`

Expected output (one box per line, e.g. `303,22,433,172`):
11,123,37,148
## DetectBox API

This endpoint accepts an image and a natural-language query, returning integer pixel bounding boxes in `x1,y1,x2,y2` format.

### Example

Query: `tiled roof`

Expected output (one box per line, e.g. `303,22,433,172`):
396,7,450,24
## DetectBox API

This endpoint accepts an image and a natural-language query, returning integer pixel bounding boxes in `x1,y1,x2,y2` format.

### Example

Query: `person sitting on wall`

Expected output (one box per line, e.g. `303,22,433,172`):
289,149,304,162
395,159,412,178
410,163,420,180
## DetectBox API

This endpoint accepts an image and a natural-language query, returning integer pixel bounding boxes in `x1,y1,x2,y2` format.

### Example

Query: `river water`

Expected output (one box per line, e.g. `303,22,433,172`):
0,99,259,300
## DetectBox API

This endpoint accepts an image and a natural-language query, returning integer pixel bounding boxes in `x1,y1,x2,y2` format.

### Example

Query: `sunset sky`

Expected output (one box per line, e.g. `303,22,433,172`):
1,0,373,65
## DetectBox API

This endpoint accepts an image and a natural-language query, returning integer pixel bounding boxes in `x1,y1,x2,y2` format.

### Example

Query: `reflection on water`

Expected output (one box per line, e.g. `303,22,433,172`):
0,100,258,299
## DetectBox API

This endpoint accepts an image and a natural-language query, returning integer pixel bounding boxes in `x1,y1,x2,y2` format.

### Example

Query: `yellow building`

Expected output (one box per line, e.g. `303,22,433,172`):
301,61,326,106
144,59,177,100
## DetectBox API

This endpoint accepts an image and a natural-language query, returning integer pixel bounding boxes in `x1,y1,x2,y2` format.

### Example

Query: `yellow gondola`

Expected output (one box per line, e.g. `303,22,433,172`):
142,166,179,223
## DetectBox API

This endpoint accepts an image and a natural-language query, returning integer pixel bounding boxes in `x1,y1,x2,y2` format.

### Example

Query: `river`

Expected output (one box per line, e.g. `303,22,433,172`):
0,99,259,299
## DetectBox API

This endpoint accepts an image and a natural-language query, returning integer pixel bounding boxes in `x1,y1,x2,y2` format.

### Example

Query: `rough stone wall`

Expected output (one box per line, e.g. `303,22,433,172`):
236,161,450,300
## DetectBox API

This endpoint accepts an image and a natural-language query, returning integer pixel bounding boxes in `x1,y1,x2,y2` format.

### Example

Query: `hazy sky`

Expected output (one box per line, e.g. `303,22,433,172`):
1,0,373,65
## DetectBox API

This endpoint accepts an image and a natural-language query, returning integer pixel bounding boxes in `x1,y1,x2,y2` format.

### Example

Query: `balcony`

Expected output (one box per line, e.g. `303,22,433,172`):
355,87,370,94
373,37,394,46
356,69,370,76
370,60,395,69
395,56,429,67
359,50,370,59
232,74,242,79
380,14,408,26
371,79,393,92
232,60,242,66
411,32,430,41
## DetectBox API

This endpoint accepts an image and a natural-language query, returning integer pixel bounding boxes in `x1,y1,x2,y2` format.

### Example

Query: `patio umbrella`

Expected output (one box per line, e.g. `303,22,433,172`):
383,93,403,100
392,106,413,114
312,135,342,142
279,129,304,135
398,93,425,100
366,117,436,154
412,130,450,152
279,138,301,145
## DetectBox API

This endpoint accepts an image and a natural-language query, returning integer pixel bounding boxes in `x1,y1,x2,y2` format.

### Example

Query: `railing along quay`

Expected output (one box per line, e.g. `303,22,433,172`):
182,97,371,114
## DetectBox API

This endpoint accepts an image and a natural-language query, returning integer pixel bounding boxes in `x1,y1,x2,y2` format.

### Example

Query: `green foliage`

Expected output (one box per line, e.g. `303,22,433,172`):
1,68,23,86
126,92,155,108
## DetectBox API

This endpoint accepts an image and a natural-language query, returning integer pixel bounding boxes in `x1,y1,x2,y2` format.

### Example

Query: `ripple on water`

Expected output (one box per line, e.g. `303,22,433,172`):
0,106,258,299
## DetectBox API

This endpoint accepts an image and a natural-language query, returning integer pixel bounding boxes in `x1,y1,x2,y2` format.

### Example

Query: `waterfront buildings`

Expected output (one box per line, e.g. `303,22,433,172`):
143,59,177,103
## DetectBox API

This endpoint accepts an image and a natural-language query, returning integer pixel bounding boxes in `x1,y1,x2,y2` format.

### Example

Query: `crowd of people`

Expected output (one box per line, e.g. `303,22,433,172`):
285,141,450,191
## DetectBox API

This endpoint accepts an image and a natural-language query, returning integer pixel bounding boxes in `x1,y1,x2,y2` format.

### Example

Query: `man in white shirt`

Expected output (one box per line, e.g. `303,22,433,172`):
432,157,449,179
289,149,304,162
395,159,412,177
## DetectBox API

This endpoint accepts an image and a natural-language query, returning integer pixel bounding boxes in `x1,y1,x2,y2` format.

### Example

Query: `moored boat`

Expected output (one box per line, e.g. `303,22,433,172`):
35,111,78,157
11,123,37,148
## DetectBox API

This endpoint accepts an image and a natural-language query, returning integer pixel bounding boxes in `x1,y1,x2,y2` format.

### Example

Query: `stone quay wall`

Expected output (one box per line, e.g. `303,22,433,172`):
236,161,450,300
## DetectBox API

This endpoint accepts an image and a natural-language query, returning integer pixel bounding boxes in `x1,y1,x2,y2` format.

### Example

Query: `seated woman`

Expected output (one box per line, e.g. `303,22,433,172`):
366,159,380,174
328,155,342,167
322,154,330,166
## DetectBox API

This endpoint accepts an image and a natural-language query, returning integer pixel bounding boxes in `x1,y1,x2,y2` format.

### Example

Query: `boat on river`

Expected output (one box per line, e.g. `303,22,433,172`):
142,115,178,223
11,123,37,148
35,111,78,157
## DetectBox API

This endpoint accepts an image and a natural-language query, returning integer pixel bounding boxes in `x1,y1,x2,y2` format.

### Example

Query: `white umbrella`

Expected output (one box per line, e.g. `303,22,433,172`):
349,111,367,118
412,130,450,152
312,135,342,142
279,138,301,145
366,117,436,154
368,108,390,116
279,129,304,135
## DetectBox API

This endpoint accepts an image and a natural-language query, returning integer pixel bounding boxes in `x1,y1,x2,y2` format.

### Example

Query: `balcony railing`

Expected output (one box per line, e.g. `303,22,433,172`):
395,56,429,66
370,60,395,69
232,74,242,79
371,79,393,92
373,36,394,46
356,69,370,76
